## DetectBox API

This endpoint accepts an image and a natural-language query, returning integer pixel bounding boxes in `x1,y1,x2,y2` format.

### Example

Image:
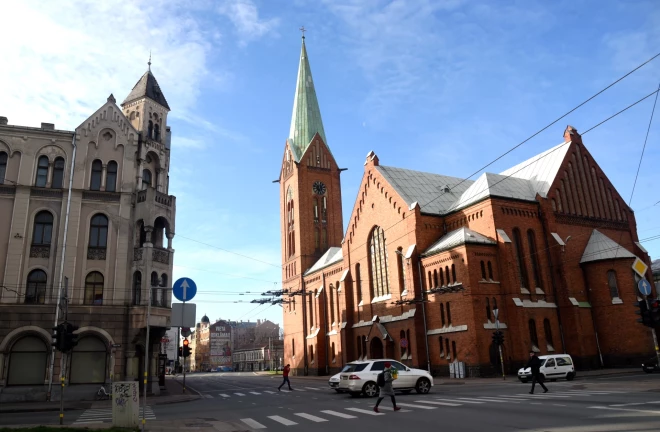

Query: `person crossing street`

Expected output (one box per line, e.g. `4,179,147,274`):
278,364,293,391
373,362,400,413
526,351,548,394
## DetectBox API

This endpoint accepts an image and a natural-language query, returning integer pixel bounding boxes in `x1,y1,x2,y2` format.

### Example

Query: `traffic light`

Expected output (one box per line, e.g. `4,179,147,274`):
492,331,504,346
178,347,183,358
52,324,65,352
635,300,652,327
650,299,660,326
59,322,79,352
183,339,191,358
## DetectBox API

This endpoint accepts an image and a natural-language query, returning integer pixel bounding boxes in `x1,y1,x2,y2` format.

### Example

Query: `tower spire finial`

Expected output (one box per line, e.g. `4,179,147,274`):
299,26,306,39
148,50,152,71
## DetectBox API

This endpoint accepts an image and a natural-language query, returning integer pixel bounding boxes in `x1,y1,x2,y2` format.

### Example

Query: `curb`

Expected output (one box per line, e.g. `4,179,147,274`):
0,403,91,414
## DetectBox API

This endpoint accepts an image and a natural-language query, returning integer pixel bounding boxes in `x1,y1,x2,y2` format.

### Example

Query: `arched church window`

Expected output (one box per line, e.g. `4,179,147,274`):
369,226,390,297
154,124,160,141
147,120,153,139
142,169,152,190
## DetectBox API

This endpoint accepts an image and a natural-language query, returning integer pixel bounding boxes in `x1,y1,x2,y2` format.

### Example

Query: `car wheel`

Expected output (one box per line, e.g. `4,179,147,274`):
363,382,379,398
415,378,431,394
566,372,575,381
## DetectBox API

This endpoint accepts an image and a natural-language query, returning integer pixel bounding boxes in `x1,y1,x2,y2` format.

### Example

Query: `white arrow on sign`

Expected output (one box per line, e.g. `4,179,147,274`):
181,279,190,300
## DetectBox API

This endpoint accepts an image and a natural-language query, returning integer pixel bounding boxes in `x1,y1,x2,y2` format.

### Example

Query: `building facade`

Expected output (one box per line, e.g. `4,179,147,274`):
233,340,284,372
279,37,657,377
0,65,176,401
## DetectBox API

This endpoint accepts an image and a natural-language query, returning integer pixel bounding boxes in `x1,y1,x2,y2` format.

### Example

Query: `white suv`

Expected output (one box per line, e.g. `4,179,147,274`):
518,354,576,382
338,359,434,397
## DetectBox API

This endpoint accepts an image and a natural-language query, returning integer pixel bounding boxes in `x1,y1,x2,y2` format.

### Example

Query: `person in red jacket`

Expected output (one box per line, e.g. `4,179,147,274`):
278,364,293,391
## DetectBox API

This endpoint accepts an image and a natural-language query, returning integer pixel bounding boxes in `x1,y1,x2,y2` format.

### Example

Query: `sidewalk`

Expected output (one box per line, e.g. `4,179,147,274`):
0,378,200,414
0,419,250,431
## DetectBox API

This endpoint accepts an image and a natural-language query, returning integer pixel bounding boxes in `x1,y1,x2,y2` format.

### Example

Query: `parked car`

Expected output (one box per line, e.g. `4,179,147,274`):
642,358,660,373
338,359,433,397
518,354,576,382
329,362,362,392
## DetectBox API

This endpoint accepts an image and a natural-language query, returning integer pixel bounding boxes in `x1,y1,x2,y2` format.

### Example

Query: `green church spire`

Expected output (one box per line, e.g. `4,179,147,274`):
288,35,327,161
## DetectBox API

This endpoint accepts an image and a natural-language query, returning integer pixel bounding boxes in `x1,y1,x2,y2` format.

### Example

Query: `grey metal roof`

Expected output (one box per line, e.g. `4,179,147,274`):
652,259,660,274
580,229,636,264
499,141,571,198
376,166,473,215
447,172,537,212
304,247,343,276
122,70,170,110
287,38,327,162
422,227,496,256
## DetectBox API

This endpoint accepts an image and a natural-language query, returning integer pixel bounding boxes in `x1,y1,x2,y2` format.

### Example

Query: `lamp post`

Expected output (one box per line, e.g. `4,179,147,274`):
493,308,505,380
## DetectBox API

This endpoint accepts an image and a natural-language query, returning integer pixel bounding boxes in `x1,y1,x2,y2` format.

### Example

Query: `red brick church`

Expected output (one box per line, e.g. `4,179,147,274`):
277,37,656,377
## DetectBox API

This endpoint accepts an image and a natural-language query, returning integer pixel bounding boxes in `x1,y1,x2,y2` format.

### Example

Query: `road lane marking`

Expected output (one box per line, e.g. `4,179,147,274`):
346,407,385,416
515,394,569,398
264,390,276,394
435,398,483,404
241,418,266,429
378,406,411,412
219,394,230,397
250,392,261,395
589,406,660,415
204,394,213,398
294,413,328,422
320,410,357,419
475,398,520,403
416,400,461,407
396,402,437,409
234,392,246,396
268,415,298,425
305,387,321,390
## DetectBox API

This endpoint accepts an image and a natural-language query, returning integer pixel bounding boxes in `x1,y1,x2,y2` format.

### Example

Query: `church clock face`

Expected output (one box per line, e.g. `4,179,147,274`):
312,181,327,195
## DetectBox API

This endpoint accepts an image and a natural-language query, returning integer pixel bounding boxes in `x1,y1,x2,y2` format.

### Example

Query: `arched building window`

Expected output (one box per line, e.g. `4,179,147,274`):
607,270,619,299
25,269,47,304
0,151,7,184
84,272,104,305
369,226,390,297
133,271,142,305
528,319,539,351
105,161,117,192
35,156,48,187
148,120,153,138
487,261,494,280
69,336,107,384
355,263,362,305
544,319,554,351
32,211,53,246
142,169,152,190
433,269,438,288
90,160,102,191
7,336,48,385
512,228,530,289
52,157,65,188
154,124,160,141
89,214,108,249
480,261,486,280
527,230,543,289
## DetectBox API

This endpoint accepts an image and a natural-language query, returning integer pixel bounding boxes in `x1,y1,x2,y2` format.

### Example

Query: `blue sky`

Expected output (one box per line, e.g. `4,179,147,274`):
2,0,660,328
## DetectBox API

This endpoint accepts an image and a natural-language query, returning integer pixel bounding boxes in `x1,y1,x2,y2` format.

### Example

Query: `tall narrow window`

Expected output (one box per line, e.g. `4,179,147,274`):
486,298,491,321
400,330,407,359
0,151,7,184
329,284,335,325
607,270,619,299
148,120,153,138
106,161,117,192
314,229,320,250
321,228,327,250
512,228,530,288
356,263,362,304
52,157,65,188
313,198,319,222
452,341,457,360
397,247,406,294
142,169,152,189
322,196,327,222
25,269,47,304
445,266,450,285
446,302,452,325
487,261,494,280
480,261,486,280
84,272,104,305
544,319,554,350
427,271,432,289
133,271,142,305
527,230,543,289
439,336,444,356
369,226,390,297
433,269,438,288
452,264,457,283
528,319,538,350
154,124,160,141
310,345,314,362
445,339,450,359
406,330,412,359
439,267,444,286
89,214,108,249
32,211,53,245
35,156,48,187
357,337,362,360
89,160,102,190
292,339,295,358
440,303,445,326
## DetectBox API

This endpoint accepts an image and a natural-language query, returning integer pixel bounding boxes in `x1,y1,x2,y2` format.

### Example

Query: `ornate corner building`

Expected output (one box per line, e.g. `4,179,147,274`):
278,38,656,377
0,65,176,400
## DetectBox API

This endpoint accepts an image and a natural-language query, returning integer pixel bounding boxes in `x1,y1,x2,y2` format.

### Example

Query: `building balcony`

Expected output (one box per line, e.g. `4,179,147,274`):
132,247,171,266
87,247,107,260
29,245,50,258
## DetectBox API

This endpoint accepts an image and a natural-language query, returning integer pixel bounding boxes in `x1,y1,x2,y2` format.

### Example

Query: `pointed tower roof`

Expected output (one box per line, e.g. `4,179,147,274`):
122,69,170,110
288,37,327,161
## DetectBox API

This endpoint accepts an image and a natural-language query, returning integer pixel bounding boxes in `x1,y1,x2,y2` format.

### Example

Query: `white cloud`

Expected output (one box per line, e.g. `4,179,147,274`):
0,0,214,129
217,0,280,46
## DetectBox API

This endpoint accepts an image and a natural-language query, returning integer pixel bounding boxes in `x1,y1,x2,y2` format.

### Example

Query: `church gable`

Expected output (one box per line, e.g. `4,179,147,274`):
76,94,138,147
298,132,337,170
545,127,630,223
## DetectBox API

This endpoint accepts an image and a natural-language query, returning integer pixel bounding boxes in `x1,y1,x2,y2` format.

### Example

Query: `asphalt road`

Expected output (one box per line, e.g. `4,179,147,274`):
3,372,660,431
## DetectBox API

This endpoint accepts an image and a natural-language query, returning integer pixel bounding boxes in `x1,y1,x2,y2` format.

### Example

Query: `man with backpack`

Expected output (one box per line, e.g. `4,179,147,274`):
373,362,400,413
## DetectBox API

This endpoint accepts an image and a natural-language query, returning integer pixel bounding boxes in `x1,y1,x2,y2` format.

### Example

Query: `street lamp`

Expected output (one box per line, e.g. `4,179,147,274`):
493,308,505,380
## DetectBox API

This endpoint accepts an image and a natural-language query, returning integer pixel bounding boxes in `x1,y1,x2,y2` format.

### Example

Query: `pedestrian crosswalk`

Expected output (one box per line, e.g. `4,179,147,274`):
73,406,156,425
204,386,328,399
231,390,659,429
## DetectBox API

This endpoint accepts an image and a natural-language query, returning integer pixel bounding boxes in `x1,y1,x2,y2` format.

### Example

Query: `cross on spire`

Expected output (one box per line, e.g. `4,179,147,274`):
299,26,306,39
148,51,152,71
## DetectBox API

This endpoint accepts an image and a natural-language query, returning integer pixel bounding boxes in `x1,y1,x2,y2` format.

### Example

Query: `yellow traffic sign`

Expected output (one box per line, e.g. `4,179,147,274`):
632,257,648,277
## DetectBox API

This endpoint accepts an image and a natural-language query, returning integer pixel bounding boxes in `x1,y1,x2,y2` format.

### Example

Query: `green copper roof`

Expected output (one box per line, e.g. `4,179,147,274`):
288,38,327,162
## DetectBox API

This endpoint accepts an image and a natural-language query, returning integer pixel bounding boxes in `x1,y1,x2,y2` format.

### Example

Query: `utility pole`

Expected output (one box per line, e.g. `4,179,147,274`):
493,309,505,380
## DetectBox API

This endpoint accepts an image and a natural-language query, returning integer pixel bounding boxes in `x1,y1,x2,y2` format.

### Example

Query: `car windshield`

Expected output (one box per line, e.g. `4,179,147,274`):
341,363,368,373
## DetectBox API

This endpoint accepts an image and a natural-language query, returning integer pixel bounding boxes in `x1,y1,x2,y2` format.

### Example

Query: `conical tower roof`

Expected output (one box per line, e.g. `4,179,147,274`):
288,37,327,161
122,69,170,110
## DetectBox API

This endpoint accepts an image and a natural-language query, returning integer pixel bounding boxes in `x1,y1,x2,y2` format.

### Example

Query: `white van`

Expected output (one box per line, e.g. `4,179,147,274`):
518,354,576,382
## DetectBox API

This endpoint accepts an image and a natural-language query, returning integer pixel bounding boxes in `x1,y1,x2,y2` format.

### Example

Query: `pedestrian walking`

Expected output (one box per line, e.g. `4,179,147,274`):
278,364,292,391
526,351,548,394
373,362,400,413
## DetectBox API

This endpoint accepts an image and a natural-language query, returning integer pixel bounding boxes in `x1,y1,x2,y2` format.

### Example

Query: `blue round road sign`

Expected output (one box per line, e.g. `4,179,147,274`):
173,277,197,302
638,279,652,296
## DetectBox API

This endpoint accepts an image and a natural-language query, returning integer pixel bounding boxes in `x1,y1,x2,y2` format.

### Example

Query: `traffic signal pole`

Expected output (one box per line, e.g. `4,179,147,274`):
645,297,660,366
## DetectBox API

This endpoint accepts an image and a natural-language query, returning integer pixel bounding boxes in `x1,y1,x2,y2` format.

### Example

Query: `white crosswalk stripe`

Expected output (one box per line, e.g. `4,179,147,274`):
73,407,155,425
234,392,246,396
241,418,267,429
417,400,462,407
264,390,276,394
396,402,437,410
476,397,521,403
378,406,412,412
250,391,261,395
305,387,321,390
268,415,298,426
219,393,230,397
294,413,328,422
436,398,484,404
320,410,357,419
345,407,385,416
